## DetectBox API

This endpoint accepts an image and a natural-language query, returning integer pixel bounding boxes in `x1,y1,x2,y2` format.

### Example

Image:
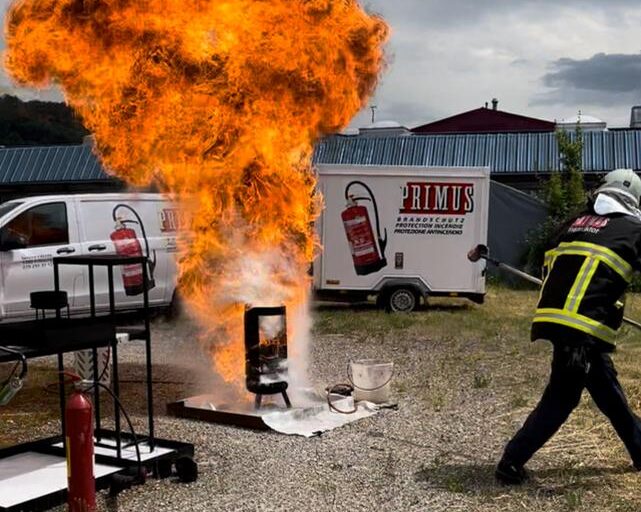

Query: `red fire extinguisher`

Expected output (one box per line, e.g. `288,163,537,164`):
65,390,95,512
110,204,156,296
341,181,387,276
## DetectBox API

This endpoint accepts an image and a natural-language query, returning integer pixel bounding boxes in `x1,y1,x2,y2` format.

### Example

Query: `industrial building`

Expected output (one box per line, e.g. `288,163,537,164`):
326,103,641,191
0,141,123,203
1,104,641,198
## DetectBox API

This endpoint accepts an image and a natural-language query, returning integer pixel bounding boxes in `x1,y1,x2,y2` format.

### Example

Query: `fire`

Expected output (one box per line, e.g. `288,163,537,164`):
4,0,389,389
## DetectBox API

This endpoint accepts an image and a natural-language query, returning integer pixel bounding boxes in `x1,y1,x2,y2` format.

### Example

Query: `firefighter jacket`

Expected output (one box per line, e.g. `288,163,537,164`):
531,211,641,350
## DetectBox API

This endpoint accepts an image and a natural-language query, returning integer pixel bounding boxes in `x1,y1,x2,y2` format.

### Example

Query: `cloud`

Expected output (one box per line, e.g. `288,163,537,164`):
543,52,641,93
365,0,641,30
3,0,641,127
531,88,640,109
532,52,641,107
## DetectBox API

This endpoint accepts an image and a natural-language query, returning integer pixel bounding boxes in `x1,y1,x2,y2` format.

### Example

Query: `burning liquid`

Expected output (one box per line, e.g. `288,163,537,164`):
4,0,389,391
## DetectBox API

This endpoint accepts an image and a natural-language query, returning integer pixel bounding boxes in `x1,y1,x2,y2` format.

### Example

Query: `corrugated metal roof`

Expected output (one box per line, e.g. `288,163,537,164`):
2,130,641,185
313,131,641,174
0,144,111,184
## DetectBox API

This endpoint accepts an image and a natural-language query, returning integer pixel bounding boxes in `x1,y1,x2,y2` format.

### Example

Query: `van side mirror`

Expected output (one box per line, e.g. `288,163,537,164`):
0,230,27,251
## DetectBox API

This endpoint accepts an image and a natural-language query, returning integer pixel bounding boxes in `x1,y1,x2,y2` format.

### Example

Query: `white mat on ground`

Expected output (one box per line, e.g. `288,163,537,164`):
262,396,380,437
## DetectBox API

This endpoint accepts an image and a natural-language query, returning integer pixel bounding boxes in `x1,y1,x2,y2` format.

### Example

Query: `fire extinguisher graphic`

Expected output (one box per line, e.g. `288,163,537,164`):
110,204,157,296
341,181,388,276
66,390,95,512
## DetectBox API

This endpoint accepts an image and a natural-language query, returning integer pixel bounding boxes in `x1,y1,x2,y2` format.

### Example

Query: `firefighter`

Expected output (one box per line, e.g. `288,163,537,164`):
496,168,641,485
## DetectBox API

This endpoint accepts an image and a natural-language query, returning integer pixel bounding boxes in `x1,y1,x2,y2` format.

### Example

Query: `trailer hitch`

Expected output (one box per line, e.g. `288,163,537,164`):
467,244,641,332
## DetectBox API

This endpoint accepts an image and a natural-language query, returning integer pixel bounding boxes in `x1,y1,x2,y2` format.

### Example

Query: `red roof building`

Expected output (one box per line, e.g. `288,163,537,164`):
412,103,555,134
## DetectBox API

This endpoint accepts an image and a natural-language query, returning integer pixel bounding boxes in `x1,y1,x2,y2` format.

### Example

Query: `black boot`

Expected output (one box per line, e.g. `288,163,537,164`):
495,460,529,485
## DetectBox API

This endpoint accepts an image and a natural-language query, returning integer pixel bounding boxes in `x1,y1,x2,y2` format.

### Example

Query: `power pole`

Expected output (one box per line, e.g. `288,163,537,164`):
370,105,377,124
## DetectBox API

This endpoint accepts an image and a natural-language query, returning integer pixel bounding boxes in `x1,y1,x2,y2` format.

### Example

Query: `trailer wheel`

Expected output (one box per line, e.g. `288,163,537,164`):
385,287,420,313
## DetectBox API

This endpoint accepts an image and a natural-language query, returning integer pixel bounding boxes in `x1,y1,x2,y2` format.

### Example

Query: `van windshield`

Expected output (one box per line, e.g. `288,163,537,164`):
0,201,22,220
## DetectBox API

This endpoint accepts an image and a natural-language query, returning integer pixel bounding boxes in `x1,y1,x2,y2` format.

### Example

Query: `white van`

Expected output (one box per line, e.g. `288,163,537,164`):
0,193,179,321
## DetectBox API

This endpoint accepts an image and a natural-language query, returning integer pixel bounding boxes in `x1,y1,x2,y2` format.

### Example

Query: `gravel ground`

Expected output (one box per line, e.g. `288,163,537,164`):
5,293,641,511
102,316,469,512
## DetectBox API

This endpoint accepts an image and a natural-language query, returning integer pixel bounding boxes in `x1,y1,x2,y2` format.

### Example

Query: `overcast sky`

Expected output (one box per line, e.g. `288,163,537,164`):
2,0,641,129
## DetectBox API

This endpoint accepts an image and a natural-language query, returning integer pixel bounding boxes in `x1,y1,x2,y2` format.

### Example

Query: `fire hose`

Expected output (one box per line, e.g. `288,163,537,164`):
467,243,641,332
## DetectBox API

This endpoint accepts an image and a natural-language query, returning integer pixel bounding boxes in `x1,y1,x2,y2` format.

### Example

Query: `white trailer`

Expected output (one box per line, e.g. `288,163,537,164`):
313,164,490,311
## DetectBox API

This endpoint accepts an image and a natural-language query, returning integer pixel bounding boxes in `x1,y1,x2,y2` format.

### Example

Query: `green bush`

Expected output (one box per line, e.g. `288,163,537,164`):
526,126,586,271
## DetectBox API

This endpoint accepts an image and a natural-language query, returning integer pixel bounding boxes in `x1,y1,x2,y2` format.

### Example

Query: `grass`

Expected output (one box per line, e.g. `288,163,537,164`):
473,372,492,389
313,287,641,511
0,365,62,447
4,286,641,510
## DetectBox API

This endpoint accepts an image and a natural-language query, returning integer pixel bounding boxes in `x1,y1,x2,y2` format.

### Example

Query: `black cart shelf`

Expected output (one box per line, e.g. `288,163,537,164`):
0,255,195,512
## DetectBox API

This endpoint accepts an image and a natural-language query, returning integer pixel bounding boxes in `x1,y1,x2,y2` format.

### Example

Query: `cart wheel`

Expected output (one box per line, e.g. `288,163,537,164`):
175,456,198,483
156,458,174,479
386,287,419,313
109,467,146,495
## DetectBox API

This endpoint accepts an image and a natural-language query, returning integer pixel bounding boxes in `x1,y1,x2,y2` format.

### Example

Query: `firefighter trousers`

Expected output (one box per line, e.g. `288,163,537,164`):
501,341,641,468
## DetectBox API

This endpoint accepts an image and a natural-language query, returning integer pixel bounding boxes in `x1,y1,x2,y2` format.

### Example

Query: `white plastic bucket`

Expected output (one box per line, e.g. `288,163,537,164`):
349,359,394,404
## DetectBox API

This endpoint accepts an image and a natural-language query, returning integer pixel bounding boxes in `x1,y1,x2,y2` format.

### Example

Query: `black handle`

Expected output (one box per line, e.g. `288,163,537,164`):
56,247,76,255
88,244,107,252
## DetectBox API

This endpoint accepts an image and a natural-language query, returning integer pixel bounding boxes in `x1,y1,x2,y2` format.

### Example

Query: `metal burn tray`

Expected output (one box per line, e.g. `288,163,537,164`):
167,390,339,431
167,395,284,430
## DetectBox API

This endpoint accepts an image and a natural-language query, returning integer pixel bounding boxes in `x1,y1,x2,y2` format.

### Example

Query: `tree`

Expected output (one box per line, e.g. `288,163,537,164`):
525,125,587,273
557,126,586,217
0,94,89,146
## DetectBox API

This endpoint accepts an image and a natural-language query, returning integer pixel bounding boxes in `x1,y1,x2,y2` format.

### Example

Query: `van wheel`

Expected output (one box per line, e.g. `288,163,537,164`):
165,290,182,321
383,287,420,313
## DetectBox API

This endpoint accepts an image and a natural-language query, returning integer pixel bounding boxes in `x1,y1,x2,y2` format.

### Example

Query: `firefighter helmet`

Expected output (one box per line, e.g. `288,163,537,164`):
596,169,641,207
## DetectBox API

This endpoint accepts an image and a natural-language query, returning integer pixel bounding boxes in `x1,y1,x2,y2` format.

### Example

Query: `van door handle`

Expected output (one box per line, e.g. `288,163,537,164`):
88,244,107,252
57,247,76,255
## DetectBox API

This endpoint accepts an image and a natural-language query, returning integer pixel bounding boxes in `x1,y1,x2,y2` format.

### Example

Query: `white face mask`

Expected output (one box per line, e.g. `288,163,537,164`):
594,192,641,220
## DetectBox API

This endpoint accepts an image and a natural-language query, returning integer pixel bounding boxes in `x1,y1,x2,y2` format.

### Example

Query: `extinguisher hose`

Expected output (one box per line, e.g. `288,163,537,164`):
0,346,28,406
44,348,111,392
59,371,143,475
95,346,111,385
344,181,388,255
94,381,143,475
0,346,28,380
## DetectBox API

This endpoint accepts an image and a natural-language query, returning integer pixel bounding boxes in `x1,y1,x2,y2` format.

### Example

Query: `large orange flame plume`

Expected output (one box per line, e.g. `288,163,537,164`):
4,0,389,389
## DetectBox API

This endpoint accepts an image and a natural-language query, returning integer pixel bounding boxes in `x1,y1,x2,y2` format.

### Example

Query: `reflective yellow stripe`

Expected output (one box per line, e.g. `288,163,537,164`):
553,241,633,282
540,250,557,302
537,241,630,345
579,259,600,307
534,308,617,344
564,258,599,312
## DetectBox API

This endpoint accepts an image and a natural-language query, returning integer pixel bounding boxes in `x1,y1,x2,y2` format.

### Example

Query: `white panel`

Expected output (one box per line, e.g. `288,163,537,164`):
0,452,119,508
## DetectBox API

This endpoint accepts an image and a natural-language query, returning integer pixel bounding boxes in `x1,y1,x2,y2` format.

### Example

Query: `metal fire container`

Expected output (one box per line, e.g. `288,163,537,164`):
244,306,291,409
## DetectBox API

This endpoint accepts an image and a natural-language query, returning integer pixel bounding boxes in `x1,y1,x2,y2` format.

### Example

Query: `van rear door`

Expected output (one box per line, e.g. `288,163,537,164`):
0,200,83,319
